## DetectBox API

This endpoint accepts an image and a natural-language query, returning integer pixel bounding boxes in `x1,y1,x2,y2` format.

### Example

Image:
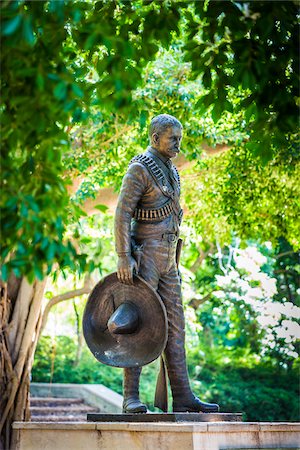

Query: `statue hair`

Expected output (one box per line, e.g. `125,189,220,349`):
149,114,182,141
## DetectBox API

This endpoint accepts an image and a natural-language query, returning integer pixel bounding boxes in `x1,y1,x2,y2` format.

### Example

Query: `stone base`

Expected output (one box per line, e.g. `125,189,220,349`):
87,412,242,422
13,421,300,450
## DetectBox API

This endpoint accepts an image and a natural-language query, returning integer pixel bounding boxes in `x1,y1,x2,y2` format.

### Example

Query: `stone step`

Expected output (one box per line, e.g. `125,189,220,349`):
30,415,88,422
30,397,83,407
31,405,97,415
30,396,100,421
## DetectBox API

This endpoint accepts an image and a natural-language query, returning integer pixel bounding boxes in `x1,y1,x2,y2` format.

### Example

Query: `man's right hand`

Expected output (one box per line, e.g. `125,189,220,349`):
117,255,138,285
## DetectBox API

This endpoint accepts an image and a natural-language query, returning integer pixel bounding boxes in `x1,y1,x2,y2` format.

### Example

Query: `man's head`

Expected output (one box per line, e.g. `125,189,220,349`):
149,114,183,159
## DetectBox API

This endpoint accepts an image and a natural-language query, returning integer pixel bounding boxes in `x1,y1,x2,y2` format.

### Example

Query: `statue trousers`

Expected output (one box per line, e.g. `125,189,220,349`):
124,236,191,409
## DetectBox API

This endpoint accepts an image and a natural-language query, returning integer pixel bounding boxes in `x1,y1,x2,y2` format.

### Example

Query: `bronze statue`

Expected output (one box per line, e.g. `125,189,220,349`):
114,114,219,414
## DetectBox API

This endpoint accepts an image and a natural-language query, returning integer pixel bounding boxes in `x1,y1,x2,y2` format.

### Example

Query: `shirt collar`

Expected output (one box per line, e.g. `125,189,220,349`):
148,146,170,165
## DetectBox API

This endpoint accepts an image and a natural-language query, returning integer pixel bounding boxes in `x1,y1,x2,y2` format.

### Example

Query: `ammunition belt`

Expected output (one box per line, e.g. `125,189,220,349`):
133,200,183,224
133,200,174,222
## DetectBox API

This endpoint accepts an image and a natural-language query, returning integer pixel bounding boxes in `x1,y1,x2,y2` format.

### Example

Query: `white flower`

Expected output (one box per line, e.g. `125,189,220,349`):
213,290,226,299
235,246,267,274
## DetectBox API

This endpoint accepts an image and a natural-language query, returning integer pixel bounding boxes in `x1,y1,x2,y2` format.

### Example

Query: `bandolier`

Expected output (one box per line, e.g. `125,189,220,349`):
129,153,183,226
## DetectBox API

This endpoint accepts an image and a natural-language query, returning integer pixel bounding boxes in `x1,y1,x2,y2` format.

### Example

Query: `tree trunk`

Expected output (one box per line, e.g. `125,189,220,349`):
0,275,47,450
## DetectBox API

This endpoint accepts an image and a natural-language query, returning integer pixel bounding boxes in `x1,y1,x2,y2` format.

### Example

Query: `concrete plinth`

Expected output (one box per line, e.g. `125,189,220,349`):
87,412,243,422
13,421,300,450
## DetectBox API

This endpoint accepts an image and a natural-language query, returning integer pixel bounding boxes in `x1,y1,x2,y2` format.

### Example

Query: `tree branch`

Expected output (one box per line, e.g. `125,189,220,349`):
201,142,232,155
188,291,214,310
189,244,215,273
40,275,93,335
275,251,299,259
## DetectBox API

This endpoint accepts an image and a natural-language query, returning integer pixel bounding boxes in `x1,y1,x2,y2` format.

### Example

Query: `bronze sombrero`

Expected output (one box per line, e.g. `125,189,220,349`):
82,272,168,368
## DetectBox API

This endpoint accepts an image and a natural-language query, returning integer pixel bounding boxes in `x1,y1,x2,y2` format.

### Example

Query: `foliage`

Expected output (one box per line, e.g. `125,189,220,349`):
191,364,299,422
1,0,180,280
273,238,300,308
183,0,299,160
1,0,91,281
182,144,300,248
67,213,117,279
221,146,300,248
134,46,248,155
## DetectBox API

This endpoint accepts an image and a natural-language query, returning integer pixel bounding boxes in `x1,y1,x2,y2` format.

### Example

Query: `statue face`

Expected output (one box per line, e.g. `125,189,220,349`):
152,125,182,159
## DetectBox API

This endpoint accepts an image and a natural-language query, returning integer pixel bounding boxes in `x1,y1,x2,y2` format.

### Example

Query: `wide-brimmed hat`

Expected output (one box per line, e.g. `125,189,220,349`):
82,273,168,368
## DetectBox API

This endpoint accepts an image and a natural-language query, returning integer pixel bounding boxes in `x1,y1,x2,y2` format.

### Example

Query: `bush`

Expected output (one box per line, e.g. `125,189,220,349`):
32,335,123,394
188,364,299,422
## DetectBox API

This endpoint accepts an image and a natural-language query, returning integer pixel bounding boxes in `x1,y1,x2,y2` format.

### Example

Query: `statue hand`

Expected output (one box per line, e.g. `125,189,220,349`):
117,255,138,285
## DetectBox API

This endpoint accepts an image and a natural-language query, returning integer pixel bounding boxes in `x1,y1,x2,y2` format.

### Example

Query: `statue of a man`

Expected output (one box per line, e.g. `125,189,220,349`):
115,114,219,414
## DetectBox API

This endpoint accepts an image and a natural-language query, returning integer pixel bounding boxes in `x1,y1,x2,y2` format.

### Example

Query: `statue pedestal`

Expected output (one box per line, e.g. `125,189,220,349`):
13,420,300,450
87,412,242,422
13,421,300,450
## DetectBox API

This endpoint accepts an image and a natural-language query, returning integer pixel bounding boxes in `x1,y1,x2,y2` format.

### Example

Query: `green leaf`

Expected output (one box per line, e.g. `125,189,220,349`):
73,205,87,217
245,103,257,122
224,100,233,114
17,242,27,255
36,73,45,91
41,237,49,250
1,264,8,281
13,267,21,278
139,110,148,129
22,17,35,45
26,271,35,284
211,102,222,122
54,82,67,100
2,15,22,36
34,264,44,281
72,83,84,98
46,242,56,261
80,237,91,245
20,203,28,218
202,68,212,89
1,247,10,259
195,92,214,114
94,204,109,213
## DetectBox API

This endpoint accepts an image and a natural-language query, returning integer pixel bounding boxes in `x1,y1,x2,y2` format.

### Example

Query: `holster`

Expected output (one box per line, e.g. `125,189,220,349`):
131,241,144,273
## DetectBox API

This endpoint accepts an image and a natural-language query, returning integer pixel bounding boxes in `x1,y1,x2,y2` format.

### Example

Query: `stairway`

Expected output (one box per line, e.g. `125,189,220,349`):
30,397,100,422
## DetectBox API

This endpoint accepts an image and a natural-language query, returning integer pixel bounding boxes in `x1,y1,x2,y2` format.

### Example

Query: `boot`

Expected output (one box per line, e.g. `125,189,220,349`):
123,367,147,413
165,330,219,413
